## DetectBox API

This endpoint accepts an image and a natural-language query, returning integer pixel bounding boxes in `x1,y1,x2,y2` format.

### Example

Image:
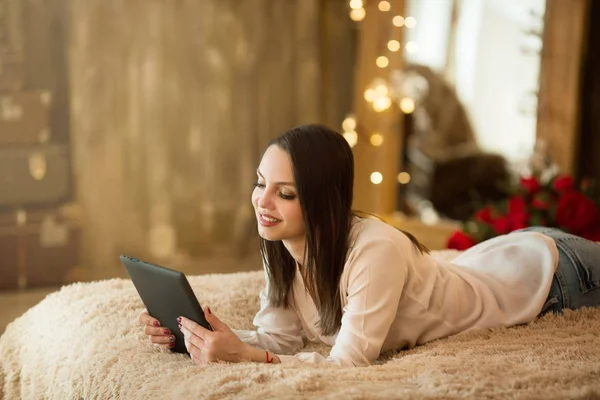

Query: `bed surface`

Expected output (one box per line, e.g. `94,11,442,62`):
1,250,599,399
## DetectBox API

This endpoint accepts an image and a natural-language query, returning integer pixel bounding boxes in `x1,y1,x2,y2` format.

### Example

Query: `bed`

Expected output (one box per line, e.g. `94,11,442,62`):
1,250,599,399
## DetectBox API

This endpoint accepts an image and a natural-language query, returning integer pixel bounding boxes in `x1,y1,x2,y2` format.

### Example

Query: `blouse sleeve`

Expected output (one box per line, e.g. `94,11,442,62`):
232,268,304,355
276,239,407,366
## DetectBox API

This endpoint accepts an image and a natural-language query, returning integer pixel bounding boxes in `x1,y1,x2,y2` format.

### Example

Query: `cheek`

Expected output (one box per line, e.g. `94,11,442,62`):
283,203,304,225
251,189,259,208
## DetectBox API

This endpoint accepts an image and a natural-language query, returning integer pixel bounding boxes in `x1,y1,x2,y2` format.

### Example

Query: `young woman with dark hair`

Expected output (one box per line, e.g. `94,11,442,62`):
140,124,600,367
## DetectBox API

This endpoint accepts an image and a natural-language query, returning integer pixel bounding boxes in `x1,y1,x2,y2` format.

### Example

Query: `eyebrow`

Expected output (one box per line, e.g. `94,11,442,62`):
256,170,296,186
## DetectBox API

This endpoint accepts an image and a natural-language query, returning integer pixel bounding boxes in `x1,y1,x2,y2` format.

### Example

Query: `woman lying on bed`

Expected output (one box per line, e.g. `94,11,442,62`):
140,124,600,367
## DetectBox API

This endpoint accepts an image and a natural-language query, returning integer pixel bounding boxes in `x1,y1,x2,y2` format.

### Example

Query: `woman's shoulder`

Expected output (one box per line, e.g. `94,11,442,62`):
350,216,413,248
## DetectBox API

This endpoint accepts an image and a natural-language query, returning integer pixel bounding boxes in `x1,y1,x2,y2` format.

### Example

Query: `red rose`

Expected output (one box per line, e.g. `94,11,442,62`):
508,196,526,213
507,211,529,231
555,191,599,233
520,177,541,194
475,206,493,223
579,225,600,242
552,175,574,193
491,216,510,234
447,231,476,250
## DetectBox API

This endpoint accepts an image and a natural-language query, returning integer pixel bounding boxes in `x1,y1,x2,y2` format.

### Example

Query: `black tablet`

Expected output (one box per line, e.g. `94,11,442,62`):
120,255,213,354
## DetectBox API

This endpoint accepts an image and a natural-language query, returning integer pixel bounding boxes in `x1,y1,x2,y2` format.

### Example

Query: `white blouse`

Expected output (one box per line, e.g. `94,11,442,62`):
234,217,559,366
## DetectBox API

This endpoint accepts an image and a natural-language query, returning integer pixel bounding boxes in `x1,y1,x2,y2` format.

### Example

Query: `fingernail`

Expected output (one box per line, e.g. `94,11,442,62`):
207,307,212,315
178,323,182,330
169,342,176,348
170,335,176,343
164,328,170,335
177,317,182,323
153,321,160,327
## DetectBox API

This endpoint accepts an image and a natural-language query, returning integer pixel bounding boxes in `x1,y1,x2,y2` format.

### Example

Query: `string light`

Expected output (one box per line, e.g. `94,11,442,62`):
349,0,363,9
404,16,417,28
405,41,419,53
392,15,405,27
370,172,383,184
364,88,376,102
375,84,388,96
349,8,366,21
376,56,389,68
342,115,357,131
378,1,391,12
364,79,392,112
397,172,411,184
343,131,358,148
373,96,392,112
387,40,401,52
399,97,415,114
370,133,384,146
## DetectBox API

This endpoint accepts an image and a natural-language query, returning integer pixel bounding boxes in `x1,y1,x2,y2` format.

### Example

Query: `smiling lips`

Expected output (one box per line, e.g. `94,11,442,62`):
258,213,282,227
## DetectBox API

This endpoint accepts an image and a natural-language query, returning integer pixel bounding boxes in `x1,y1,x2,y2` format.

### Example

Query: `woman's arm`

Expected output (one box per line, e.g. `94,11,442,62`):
232,267,304,355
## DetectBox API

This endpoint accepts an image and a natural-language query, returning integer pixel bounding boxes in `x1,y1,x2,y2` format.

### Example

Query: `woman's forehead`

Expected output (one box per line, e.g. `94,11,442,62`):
258,146,294,179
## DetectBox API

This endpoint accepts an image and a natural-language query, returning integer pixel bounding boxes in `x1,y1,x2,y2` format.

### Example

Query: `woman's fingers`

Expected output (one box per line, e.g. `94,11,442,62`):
139,311,177,349
143,325,172,336
180,324,206,349
185,337,206,364
139,311,161,327
149,332,176,344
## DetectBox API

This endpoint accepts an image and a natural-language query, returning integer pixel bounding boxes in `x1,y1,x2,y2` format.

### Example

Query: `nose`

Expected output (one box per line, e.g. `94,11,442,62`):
256,188,273,210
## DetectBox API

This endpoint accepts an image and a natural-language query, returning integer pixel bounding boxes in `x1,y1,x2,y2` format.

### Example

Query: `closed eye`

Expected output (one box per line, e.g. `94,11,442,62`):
254,182,296,201
279,193,296,200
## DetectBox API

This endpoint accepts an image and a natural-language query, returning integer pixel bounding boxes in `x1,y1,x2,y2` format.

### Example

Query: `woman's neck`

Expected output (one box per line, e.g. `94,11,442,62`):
282,237,306,266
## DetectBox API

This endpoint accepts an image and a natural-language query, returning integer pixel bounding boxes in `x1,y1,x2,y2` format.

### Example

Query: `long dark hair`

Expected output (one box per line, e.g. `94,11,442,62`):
260,124,426,336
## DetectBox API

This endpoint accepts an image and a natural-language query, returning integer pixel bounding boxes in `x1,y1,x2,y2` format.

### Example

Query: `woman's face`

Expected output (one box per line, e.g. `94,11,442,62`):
252,145,305,243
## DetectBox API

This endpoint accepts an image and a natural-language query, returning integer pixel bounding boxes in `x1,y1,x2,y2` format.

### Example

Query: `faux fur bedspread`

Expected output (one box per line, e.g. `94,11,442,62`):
1,251,600,400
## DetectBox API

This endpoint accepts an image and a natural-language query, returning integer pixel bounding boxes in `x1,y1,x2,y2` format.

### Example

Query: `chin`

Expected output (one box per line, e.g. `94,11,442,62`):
257,228,282,241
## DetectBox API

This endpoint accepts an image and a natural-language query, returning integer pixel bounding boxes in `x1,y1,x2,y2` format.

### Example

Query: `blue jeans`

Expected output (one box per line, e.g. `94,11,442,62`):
512,227,600,315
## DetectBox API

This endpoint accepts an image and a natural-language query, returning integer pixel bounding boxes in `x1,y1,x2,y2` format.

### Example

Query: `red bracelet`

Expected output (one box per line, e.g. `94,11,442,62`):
265,351,274,363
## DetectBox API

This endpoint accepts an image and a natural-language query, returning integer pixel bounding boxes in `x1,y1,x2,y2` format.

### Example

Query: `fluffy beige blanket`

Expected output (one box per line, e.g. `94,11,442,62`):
1,251,600,399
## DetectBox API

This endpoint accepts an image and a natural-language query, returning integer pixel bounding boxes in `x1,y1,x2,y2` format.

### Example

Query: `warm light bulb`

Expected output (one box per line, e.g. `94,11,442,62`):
374,84,388,96
373,96,392,112
376,56,389,68
387,40,401,52
405,16,417,28
342,115,357,131
343,131,358,148
378,1,391,11
393,15,405,27
405,41,419,53
349,7,366,21
370,133,384,147
364,88,376,102
399,97,415,114
397,172,411,184
370,172,383,184
349,0,363,10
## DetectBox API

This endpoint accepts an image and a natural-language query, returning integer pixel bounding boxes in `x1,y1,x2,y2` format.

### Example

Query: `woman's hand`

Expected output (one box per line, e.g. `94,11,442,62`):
139,311,176,350
179,307,249,364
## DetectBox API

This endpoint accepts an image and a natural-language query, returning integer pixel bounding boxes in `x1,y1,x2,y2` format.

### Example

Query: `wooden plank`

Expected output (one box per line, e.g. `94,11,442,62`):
352,0,405,215
536,0,590,175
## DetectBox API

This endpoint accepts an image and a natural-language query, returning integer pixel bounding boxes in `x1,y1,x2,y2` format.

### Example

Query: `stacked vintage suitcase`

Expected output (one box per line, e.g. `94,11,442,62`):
0,2,81,290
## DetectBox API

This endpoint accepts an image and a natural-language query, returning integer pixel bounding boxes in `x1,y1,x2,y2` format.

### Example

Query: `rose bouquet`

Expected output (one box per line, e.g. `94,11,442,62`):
447,174,600,250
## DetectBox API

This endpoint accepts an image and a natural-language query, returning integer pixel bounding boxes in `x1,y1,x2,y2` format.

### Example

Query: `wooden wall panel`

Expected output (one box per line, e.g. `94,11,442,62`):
536,0,590,175
352,0,405,215
68,0,355,279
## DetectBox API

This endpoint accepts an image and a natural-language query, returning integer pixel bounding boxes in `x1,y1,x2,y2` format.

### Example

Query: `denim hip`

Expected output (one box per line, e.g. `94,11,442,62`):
512,226,600,314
